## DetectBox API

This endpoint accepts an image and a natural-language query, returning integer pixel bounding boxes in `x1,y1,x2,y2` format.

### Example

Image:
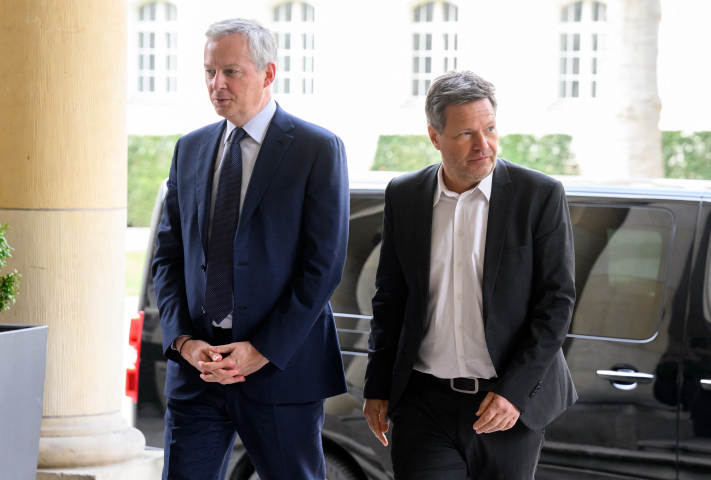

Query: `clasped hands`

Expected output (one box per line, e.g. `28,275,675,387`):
177,337,269,384
363,392,520,447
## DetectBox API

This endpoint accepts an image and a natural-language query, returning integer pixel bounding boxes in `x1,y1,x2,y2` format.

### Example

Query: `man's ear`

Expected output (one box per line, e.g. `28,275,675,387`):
263,63,276,88
427,125,441,151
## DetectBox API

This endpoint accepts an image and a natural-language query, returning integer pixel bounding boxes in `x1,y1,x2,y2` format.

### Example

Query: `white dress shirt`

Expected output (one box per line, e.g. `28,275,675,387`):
413,165,498,380
208,98,277,328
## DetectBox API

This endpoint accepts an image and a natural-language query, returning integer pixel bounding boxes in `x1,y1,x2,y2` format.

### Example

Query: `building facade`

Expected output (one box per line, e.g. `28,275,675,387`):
126,0,711,176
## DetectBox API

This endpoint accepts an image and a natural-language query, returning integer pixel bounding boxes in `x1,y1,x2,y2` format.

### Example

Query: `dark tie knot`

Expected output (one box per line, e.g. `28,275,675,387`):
230,127,248,145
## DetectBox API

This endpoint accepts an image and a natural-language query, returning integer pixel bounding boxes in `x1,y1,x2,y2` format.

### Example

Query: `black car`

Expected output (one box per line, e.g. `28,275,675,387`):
133,172,711,480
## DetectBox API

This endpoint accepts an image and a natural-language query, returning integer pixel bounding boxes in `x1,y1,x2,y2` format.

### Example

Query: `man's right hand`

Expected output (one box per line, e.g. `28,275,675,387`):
176,337,246,383
363,399,390,446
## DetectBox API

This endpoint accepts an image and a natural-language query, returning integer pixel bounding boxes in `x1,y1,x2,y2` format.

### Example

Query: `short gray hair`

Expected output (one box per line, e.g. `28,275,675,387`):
205,18,277,72
425,71,497,133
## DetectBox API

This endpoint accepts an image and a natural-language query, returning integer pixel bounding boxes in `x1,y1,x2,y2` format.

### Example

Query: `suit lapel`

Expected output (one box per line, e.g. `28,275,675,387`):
196,120,227,256
482,160,514,323
415,166,439,325
237,105,294,230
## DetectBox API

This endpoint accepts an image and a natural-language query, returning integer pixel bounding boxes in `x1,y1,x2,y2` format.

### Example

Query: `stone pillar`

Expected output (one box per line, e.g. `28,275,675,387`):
0,0,156,476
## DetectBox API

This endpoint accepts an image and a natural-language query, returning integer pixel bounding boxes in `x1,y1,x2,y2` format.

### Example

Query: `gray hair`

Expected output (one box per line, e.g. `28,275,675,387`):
205,18,277,72
425,71,498,133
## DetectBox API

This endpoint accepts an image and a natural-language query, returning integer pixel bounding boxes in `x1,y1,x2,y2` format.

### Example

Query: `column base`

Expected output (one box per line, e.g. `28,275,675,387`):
39,412,145,468
36,450,163,480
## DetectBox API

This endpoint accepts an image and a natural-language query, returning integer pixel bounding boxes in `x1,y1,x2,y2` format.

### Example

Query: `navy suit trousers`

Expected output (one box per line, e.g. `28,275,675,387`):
162,333,326,480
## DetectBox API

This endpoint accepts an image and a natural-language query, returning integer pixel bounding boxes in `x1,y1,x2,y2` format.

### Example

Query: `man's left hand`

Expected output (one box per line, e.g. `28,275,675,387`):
473,392,520,434
198,342,269,385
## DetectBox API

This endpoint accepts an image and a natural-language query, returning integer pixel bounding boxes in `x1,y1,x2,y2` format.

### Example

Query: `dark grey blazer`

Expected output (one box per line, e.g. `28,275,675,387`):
363,159,577,430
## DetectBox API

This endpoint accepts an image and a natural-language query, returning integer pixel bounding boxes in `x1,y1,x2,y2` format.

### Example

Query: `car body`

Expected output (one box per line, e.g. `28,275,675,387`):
135,170,711,480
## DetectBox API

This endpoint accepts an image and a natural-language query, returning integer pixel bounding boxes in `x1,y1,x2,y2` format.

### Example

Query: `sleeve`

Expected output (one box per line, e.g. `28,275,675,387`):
151,138,196,363
249,135,349,370
363,182,409,400
491,181,576,412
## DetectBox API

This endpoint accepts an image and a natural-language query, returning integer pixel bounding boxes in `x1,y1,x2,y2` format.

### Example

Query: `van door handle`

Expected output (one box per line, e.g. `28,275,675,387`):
701,379,711,391
596,370,655,384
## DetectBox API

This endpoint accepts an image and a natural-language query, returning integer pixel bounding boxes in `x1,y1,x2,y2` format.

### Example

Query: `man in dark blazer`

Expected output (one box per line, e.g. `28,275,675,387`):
152,19,348,480
363,72,577,479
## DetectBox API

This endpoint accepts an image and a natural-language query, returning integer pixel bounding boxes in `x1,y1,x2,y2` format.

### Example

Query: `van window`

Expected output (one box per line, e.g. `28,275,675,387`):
569,205,673,341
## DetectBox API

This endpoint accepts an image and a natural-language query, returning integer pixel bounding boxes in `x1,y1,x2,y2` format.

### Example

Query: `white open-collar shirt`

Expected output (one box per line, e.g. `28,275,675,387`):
208,98,277,328
413,164,498,380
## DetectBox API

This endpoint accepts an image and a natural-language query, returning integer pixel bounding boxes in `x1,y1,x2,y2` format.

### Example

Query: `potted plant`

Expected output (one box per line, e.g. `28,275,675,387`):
0,223,21,311
0,223,48,480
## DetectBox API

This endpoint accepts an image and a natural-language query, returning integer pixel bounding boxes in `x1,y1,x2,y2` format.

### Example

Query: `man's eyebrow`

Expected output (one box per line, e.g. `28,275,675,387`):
203,64,241,68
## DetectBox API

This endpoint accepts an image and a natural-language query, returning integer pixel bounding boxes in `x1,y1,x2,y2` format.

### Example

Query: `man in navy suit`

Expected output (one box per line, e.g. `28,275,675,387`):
152,18,349,480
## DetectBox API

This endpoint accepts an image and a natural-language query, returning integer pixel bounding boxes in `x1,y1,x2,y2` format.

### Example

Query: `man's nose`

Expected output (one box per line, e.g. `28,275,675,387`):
213,71,226,90
471,131,489,153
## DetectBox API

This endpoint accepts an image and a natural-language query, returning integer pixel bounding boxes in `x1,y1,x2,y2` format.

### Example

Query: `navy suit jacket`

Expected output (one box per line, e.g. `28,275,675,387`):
152,104,349,405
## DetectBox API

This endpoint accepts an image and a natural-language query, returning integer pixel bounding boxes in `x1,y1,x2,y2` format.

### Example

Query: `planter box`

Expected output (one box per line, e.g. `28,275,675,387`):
0,324,48,480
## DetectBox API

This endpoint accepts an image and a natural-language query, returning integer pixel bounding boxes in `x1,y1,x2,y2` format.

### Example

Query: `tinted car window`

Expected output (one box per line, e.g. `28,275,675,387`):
570,205,674,341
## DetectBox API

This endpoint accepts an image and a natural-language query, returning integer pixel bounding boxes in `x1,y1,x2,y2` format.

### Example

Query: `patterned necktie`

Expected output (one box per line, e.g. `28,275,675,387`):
203,127,248,323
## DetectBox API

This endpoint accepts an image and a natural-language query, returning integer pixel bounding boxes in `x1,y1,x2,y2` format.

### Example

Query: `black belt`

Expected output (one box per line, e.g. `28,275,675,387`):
410,369,497,394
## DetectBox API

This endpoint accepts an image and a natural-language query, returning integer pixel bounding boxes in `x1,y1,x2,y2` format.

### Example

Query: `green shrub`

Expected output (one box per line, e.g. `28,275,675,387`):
0,224,20,312
498,134,577,175
371,133,576,175
371,135,441,172
662,131,711,180
128,134,181,227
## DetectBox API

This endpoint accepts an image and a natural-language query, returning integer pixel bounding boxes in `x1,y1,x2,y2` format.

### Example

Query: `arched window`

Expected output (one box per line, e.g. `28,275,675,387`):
411,1,458,97
271,2,316,95
137,1,178,94
559,1,606,98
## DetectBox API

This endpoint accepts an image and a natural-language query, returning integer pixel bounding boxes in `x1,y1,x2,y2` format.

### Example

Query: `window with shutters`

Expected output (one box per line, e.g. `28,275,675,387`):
137,2,178,94
272,2,315,95
559,1,606,99
411,1,458,97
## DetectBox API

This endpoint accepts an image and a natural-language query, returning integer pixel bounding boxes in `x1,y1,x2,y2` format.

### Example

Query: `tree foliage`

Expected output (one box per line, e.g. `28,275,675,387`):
0,224,21,312
371,134,577,175
662,131,711,180
128,134,182,227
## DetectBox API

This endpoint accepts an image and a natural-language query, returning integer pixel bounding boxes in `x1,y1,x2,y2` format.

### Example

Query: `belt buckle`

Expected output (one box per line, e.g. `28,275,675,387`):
450,378,478,394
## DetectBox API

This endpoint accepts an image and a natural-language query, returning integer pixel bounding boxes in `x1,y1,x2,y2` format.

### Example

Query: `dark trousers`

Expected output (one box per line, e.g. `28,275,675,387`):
162,329,326,480
390,371,545,480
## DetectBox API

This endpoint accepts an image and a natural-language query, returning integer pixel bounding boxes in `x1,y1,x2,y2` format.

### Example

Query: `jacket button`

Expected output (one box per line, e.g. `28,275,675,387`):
237,306,247,311
200,264,206,271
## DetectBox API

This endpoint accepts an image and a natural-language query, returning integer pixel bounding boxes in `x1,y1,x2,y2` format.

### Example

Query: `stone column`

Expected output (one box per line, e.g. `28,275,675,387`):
0,0,158,476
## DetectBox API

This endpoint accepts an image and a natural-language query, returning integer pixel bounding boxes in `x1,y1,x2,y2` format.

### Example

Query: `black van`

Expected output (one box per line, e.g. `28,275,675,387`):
134,172,711,480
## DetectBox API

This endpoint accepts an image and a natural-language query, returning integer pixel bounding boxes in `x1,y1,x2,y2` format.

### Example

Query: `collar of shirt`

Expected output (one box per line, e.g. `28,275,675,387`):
222,97,277,146
433,163,494,207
